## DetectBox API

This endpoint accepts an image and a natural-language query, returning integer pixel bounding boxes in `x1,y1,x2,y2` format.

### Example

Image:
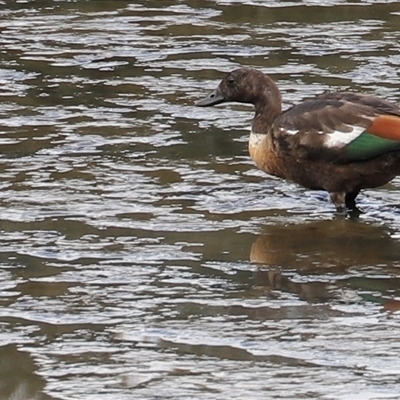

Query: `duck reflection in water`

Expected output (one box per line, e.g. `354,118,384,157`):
249,220,400,305
0,344,52,400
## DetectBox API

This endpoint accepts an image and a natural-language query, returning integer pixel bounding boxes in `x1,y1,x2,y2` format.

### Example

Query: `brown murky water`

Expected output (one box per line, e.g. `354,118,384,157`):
1,1,400,399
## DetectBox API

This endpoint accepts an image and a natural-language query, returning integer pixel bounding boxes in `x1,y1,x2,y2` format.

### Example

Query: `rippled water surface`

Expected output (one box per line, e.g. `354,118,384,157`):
2,1,400,399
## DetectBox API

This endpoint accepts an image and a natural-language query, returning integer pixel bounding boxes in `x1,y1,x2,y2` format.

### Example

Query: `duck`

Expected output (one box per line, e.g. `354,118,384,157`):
195,68,400,214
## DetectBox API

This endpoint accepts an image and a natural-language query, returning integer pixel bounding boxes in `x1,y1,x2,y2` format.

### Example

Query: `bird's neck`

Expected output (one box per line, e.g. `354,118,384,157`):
251,79,282,135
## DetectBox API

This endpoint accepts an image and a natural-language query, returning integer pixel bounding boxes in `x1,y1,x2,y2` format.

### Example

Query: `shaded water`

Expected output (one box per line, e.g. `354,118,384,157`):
1,0,400,399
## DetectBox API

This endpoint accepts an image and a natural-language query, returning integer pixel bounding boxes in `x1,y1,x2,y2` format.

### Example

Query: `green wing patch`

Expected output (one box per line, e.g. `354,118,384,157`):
345,131,400,161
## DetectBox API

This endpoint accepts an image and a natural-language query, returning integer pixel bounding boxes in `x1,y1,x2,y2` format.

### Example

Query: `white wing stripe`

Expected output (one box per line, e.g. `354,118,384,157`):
325,126,365,148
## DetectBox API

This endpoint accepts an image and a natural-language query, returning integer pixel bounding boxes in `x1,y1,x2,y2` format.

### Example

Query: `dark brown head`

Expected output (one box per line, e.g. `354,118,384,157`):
195,68,282,112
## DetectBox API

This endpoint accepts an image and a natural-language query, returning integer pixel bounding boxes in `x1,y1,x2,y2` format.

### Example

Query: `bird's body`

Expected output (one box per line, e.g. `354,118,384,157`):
195,68,400,213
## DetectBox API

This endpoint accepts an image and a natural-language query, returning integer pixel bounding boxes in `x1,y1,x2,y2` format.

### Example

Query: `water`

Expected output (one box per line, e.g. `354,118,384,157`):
1,1,400,399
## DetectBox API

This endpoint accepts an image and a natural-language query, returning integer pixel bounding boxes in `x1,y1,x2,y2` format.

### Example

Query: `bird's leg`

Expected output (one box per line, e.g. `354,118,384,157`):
345,191,359,210
346,191,362,217
330,191,361,216
330,192,347,215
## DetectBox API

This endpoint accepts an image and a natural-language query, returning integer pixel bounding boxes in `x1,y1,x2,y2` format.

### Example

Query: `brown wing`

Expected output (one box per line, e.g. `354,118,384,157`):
272,92,400,162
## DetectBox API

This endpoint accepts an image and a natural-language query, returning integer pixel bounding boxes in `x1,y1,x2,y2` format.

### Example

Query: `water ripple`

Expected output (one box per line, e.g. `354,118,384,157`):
1,1,400,399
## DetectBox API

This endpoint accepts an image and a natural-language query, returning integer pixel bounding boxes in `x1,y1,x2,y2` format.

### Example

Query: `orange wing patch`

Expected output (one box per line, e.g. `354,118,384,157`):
368,115,400,141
